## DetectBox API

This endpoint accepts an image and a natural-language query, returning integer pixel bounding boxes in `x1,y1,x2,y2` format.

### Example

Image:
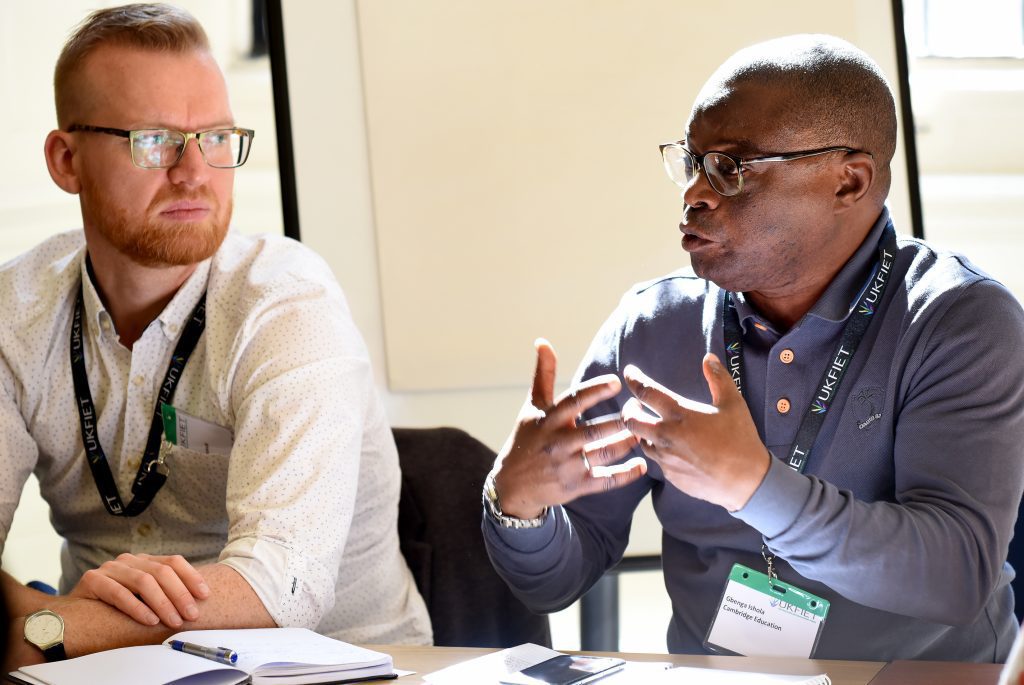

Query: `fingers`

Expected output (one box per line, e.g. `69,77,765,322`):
133,554,202,625
94,554,203,628
547,373,622,426
530,338,557,409
159,554,211,601
582,456,648,495
623,364,680,417
621,396,661,447
120,557,193,628
76,569,160,626
560,411,630,455
702,353,738,407
624,364,714,416
582,427,637,467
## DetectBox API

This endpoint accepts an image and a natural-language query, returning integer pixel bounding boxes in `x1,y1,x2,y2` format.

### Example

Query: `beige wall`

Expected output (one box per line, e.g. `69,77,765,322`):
351,1,913,392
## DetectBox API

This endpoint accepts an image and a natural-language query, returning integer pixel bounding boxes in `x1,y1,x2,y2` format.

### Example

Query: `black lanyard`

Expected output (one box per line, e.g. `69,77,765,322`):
723,226,898,473
70,282,207,517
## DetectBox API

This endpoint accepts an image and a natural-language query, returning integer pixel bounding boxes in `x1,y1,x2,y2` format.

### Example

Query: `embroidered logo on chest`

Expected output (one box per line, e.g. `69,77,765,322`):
854,387,884,430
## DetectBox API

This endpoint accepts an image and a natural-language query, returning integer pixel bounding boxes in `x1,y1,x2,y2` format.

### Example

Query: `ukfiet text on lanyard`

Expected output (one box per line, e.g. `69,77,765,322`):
70,279,207,517
723,225,898,583
722,224,898,474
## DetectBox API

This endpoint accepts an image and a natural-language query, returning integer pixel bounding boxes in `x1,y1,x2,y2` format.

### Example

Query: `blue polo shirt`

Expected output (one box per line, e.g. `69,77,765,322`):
484,209,1024,661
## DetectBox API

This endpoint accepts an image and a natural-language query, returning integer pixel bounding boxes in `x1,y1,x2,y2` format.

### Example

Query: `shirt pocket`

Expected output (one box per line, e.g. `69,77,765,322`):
160,443,231,531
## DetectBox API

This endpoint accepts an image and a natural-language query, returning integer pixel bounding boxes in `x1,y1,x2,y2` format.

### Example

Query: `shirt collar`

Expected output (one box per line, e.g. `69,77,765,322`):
79,254,212,343
80,255,111,341
156,259,212,340
730,291,779,337
729,207,891,331
806,207,891,323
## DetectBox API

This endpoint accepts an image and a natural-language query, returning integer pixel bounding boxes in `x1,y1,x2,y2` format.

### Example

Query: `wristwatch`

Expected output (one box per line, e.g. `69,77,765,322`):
24,609,67,662
483,472,548,529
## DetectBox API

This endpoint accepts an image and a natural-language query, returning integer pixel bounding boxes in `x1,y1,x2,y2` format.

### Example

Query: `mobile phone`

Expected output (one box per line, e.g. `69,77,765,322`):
500,655,626,685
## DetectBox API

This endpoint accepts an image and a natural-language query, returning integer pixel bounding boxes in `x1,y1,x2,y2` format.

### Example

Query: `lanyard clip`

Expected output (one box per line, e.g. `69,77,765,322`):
146,440,172,477
761,543,779,587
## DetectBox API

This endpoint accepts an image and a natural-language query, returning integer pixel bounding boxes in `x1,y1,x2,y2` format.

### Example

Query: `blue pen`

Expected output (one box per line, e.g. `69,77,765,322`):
169,640,239,665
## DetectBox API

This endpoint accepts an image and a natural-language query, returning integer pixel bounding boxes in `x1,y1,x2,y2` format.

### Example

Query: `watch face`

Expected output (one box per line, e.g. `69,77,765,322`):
26,612,62,646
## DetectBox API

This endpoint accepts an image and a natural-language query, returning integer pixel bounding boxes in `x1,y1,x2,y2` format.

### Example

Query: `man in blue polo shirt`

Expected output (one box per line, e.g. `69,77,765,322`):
482,34,1024,662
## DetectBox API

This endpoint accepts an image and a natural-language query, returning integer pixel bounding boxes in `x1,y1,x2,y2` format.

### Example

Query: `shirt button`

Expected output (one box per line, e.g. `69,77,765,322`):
127,457,141,471
133,375,145,387
137,523,152,537
777,398,791,414
780,349,795,364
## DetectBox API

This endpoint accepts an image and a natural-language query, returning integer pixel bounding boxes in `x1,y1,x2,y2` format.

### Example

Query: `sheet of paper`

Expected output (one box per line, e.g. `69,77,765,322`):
598,661,673,682
16,645,243,685
645,665,830,685
423,643,560,683
165,627,389,674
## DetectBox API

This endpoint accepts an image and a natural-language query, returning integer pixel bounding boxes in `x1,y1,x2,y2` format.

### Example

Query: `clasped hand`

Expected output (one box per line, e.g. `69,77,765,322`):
493,342,770,517
70,552,210,628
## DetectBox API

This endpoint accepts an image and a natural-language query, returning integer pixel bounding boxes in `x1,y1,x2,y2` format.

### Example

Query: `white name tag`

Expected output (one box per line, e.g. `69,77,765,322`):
704,564,829,659
160,403,233,456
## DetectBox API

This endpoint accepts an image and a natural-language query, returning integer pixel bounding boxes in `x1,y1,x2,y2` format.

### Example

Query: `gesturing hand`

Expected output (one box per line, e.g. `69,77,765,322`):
70,552,210,628
621,352,771,512
492,339,647,519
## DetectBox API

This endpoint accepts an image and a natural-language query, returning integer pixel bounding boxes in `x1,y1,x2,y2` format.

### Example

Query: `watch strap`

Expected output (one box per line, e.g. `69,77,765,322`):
42,642,67,662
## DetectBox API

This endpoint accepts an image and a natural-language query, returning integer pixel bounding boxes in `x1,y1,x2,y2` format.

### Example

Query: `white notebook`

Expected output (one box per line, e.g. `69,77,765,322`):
9,627,394,685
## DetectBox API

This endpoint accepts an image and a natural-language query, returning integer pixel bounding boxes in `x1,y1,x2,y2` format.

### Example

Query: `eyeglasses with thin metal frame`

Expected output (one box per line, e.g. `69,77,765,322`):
658,141,868,197
67,124,255,169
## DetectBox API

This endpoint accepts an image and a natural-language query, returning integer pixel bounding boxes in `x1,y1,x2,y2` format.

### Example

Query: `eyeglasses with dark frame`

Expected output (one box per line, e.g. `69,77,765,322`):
658,141,869,197
67,124,255,169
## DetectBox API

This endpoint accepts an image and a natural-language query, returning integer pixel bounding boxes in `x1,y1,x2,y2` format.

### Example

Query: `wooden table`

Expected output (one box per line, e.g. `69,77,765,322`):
363,645,1004,684
363,645,891,685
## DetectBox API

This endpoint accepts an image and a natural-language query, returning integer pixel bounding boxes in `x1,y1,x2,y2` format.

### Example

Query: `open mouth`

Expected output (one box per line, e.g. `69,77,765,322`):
681,232,713,252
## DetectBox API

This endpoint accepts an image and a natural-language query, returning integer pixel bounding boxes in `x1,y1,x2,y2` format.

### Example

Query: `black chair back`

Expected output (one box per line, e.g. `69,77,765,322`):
393,426,552,648
1008,497,1024,620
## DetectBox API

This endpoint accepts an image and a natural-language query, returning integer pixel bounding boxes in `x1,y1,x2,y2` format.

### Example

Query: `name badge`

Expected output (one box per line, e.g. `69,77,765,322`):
704,564,829,658
160,403,233,456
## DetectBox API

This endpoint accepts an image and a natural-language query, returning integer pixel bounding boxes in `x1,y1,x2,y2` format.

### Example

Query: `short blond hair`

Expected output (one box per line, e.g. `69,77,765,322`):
54,3,210,127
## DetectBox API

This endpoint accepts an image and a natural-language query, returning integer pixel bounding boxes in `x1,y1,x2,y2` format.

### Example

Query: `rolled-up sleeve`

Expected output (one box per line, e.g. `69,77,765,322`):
218,273,371,629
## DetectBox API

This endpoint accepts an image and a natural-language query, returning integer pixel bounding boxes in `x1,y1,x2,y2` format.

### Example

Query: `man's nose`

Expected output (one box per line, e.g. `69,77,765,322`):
167,137,210,187
681,166,722,210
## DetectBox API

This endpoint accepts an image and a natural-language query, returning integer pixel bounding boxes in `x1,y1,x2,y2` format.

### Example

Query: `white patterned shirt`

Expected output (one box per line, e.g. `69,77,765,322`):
0,230,431,644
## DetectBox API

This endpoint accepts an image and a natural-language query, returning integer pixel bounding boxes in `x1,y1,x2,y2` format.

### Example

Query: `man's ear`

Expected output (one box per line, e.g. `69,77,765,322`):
834,152,875,212
44,129,82,195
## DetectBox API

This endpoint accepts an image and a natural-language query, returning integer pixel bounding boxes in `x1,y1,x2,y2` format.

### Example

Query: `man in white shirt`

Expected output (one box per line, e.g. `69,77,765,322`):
0,3,430,666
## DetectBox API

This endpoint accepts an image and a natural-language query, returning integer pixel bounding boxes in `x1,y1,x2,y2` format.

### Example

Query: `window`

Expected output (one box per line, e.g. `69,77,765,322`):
906,0,1024,58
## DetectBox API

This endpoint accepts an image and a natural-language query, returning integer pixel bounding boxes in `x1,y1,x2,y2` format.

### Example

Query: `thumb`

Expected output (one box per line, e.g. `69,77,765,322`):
531,338,557,409
702,352,737,407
